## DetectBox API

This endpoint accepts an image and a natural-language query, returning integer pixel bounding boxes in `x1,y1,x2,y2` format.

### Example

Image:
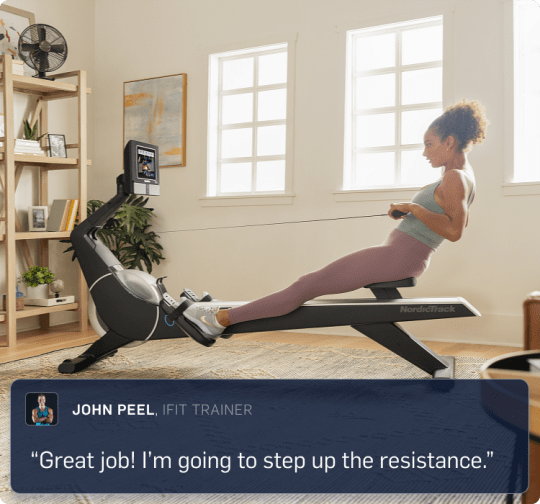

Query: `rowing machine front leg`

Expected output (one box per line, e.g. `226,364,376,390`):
352,322,455,379
58,330,134,374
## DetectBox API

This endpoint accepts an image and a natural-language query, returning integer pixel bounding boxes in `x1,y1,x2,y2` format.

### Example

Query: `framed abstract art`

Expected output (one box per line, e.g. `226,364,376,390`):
124,73,187,167
0,5,35,76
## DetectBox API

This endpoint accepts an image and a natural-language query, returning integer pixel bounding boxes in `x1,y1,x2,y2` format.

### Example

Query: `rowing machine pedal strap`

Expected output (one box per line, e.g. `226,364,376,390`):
160,298,193,321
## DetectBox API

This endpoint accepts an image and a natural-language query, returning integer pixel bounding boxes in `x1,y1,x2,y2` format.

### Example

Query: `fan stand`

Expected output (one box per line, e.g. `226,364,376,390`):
33,72,55,81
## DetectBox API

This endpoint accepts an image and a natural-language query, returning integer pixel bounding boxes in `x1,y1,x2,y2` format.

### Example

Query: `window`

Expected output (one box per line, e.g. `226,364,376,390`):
513,0,540,183
343,16,444,191
206,40,295,199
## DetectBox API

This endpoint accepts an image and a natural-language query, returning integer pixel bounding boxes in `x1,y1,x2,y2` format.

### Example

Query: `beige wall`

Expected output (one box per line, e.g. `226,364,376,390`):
2,0,537,346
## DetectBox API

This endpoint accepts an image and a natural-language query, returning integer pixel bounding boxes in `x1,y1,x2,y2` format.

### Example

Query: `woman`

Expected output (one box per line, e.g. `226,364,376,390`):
184,99,489,344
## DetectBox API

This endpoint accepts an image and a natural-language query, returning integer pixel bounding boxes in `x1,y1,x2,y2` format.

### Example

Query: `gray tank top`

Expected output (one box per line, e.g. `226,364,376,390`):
396,177,475,250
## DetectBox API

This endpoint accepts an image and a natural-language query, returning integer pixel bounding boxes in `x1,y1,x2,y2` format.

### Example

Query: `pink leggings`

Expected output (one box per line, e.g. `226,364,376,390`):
227,229,435,325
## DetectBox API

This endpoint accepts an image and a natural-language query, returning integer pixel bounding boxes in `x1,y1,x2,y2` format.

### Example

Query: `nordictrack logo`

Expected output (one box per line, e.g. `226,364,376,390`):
400,305,456,313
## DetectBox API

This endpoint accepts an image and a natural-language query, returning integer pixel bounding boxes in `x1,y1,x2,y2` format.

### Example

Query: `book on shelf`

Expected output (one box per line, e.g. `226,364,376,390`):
66,199,79,232
46,200,71,232
13,139,46,156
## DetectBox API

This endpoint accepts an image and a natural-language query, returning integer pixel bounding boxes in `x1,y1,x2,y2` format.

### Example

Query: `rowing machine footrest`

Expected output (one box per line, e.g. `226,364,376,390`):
181,288,201,302
198,292,234,338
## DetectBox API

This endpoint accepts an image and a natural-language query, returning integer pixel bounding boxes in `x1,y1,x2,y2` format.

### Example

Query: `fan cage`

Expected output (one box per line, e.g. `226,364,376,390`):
18,24,68,73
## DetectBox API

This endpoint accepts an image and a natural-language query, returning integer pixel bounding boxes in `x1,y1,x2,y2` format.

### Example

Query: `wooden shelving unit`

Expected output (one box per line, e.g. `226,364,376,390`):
0,54,91,347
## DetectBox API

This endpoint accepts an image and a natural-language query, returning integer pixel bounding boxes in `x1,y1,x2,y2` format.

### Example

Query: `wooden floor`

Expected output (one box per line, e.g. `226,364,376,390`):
0,321,522,365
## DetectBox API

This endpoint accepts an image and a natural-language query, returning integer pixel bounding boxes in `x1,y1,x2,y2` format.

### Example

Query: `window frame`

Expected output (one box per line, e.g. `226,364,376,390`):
503,0,540,196
202,33,297,207
334,7,455,202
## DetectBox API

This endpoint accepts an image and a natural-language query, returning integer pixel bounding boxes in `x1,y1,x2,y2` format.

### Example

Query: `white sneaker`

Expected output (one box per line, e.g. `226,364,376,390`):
183,304,226,338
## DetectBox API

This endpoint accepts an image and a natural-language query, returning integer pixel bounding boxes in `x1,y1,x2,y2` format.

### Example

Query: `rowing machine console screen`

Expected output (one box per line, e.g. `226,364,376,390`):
124,140,160,196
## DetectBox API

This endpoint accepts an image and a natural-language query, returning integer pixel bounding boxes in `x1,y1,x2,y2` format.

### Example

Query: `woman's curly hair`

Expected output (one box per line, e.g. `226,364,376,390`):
429,99,489,153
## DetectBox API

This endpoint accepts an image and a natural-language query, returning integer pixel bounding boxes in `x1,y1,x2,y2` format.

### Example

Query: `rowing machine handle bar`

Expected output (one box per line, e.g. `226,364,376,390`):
391,210,408,218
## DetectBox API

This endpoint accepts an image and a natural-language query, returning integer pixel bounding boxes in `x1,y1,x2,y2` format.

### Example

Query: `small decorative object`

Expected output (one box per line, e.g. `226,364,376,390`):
28,206,48,231
22,266,54,302
3,283,25,311
47,134,67,157
124,73,187,167
27,277,73,306
50,279,64,298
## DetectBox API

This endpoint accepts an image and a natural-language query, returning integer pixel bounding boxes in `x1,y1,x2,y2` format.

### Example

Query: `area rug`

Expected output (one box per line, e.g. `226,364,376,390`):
0,338,520,504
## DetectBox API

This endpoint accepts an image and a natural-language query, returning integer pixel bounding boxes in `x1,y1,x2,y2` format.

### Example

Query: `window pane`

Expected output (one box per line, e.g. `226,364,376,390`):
355,113,395,148
355,33,395,71
515,3,540,182
355,73,395,110
220,162,252,193
222,93,253,125
401,150,441,186
401,108,442,145
222,57,254,90
402,25,443,65
257,125,286,156
258,89,287,121
515,93,540,182
221,128,253,158
402,68,442,105
256,160,285,191
259,52,287,86
355,152,395,188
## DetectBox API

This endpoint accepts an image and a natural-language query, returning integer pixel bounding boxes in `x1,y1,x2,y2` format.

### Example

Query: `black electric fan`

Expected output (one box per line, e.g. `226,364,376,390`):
18,24,68,80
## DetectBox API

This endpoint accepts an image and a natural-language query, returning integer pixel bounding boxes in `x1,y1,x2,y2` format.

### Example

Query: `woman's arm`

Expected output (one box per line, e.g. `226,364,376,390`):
389,170,470,242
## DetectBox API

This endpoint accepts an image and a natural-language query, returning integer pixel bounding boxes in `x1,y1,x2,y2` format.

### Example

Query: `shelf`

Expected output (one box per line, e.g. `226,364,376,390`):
0,231,71,242
0,74,91,99
0,153,92,168
0,302,79,322
0,59,89,345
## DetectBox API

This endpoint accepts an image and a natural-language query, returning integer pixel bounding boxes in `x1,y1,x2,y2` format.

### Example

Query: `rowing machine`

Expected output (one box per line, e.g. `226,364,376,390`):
58,141,480,378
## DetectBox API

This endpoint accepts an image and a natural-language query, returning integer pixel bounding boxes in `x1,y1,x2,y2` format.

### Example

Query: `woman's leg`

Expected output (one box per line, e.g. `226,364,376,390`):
226,231,433,325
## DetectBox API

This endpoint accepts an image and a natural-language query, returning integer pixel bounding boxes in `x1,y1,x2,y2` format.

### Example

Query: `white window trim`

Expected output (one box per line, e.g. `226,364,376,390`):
503,0,540,196
201,33,297,207
333,6,455,203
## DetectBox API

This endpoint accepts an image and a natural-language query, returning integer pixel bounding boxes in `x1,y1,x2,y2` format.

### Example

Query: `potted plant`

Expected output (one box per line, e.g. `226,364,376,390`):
22,266,55,299
23,119,47,142
62,195,164,273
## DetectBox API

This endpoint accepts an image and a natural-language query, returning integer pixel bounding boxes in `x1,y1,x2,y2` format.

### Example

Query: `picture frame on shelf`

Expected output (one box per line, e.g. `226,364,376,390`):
47,134,67,158
0,5,36,77
28,206,48,232
124,73,187,167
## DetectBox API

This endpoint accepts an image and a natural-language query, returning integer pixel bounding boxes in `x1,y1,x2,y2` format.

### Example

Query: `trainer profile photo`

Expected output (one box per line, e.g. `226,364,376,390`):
26,392,58,426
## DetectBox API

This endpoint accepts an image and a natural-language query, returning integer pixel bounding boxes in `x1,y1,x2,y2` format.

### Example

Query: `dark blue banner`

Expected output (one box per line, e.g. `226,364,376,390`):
11,379,528,494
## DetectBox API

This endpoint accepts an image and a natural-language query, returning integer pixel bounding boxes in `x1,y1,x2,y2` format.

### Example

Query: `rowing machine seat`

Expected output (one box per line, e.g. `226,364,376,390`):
365,277,417,300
